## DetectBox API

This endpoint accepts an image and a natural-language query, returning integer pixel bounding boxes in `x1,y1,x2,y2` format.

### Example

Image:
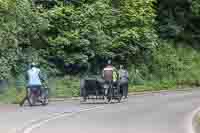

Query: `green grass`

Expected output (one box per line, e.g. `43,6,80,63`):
1,46,200,104
0,89,16,104
128,45,200,93
129,80,177,92
129,80,200,93
0,76,81,104
48,76,80,98
0,77,199,104
0,87,26,104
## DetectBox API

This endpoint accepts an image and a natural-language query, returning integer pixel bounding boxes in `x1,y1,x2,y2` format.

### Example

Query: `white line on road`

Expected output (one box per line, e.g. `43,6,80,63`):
187,107,200,133
22,106,104,133
8,111,71,133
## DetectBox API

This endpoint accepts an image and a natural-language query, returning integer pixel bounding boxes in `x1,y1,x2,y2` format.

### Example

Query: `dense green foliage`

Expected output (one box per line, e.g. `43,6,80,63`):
0,0,17,79
0,0,200,99
44,0,158,75
157,0,200,46
192,0,200,16
0,0,159,78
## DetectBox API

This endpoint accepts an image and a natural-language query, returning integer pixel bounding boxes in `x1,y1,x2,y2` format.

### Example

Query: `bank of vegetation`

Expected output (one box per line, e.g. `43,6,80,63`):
0,0,199,103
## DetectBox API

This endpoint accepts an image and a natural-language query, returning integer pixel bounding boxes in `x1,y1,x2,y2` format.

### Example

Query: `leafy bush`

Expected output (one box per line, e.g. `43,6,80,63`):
192,0,200,16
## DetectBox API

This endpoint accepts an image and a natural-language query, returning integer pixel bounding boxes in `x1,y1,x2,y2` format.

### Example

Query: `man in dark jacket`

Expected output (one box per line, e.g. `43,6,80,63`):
118,65,129,99
102,60,118,96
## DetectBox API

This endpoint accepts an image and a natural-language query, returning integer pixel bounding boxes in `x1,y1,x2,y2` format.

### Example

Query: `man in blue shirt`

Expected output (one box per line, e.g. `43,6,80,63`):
20,62,44,106
27,62,43,88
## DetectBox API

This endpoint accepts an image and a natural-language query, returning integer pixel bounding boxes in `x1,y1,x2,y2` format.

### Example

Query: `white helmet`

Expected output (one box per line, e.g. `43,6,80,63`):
108,60,112,65
31,62,37,67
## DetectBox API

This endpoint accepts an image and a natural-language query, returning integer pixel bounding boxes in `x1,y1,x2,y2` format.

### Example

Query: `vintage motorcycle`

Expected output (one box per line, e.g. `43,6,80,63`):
27,84,49,106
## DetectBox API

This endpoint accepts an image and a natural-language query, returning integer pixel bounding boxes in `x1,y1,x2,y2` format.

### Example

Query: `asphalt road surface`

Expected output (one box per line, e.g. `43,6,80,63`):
0,89,200,133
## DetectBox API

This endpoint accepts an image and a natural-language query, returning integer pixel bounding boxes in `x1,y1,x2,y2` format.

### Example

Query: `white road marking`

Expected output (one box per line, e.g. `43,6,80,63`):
8,111,70,133
8,128,18,133
187,107,200,133
22,106,104,133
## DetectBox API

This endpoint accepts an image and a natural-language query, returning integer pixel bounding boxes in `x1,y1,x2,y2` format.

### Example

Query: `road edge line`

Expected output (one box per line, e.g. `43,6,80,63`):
22,106,104,133
193,109,200,133
188,107,200,133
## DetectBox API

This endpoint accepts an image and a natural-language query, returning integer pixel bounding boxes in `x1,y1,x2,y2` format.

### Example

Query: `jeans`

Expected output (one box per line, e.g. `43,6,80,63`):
119,79,128,97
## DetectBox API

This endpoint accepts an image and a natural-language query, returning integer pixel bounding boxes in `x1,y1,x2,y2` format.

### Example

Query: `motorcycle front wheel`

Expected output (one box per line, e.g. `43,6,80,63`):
41,89,49,106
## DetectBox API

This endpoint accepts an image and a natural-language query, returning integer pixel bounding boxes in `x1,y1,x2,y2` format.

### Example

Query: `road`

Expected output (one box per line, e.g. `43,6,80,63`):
0,89,200,133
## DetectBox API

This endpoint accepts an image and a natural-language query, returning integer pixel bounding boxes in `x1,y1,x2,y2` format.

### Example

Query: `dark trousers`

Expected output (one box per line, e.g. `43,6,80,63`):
119,79,128,98
20,85,42,106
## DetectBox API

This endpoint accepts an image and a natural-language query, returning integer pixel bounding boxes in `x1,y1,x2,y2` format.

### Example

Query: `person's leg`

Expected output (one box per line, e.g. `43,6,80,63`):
125,83,128,98
123,85,126,98
19,86,29,106
113,81,117,89
109,81,113,97
80,79,85,97
19,96,27,106
37,85,42,96
119,80,126,98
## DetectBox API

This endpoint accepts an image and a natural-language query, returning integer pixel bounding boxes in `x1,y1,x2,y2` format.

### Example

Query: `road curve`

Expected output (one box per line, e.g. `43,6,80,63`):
0,89,200,133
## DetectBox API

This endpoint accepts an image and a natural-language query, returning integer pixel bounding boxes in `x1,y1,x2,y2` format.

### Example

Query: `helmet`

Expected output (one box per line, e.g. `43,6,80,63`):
30,62,37,68
107,60,112,65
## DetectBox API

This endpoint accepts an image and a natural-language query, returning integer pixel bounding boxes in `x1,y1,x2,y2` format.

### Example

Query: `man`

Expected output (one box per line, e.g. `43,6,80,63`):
102,60,118,82
102,60,118,96
27,62,43,90
20,62,44,106
118,65,129,99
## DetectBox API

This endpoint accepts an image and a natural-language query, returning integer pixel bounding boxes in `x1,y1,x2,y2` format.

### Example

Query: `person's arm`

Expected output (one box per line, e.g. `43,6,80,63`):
126,70,129,80
25,71,29,88
119,69,123,80
25,72,28,81
102,69,105,78
39,70,45,82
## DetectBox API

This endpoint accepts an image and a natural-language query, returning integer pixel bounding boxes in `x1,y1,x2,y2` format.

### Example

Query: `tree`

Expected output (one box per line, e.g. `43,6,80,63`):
0,0,18,79
46,0,158,73
0,0,48,79
192,0,200,16
111,0,158,65
156,0,200,47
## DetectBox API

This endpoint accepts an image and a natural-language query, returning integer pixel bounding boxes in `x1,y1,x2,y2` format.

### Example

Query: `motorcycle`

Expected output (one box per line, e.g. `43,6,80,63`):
27,85,49,106
103,81,122,103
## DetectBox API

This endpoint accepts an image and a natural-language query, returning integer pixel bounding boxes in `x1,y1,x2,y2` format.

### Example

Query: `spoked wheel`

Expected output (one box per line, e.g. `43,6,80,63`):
41,97,49,106
41,89,49,106
107,96,112,104
82,96,87,102
117,93,123,103
117,88,123,103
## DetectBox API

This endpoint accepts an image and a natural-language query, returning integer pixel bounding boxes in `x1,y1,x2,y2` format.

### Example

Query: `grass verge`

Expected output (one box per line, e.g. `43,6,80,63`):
0,78,199,104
